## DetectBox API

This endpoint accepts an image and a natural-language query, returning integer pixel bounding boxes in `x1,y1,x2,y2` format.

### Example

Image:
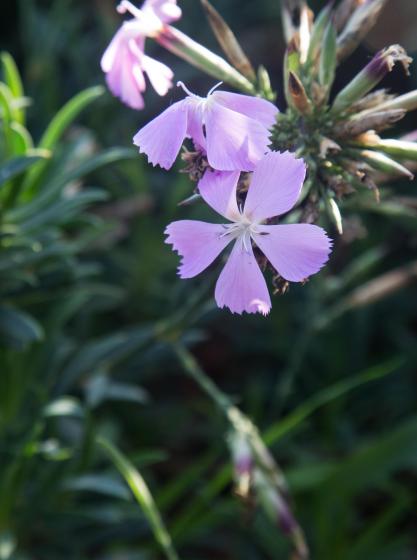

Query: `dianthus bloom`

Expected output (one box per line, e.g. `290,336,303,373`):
165,151,332,315
101,0,181,109
134,82,278,170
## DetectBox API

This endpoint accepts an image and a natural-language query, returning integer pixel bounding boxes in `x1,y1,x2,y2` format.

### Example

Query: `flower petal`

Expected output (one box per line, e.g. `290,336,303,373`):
253,224,332,282
185,99,206,150
165,220,232,278
142,54,174,96
212,91,278,129
244,151,306,222
215,240,271,315
205,102,271,171
198,169,241,220
133,100,188,169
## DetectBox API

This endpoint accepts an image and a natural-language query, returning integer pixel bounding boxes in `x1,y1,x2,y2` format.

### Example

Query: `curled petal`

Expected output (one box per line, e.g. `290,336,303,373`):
133,100,188,169
144,0,182,23
205,102,271,171
253,224,332,282
215,241,271,315
198,169,241,220
212,91,278,130
165,220,232,278
244,151,306,222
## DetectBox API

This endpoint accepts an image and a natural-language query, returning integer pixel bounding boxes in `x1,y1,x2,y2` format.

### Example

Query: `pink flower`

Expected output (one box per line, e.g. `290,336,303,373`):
100,0,181,110
133,82,278,171
165,151,332,315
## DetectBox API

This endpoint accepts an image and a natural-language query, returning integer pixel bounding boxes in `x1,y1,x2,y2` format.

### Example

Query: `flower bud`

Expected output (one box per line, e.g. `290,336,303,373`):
332,45,412,114
229,432,253,499
360,90,417,115
358,149,414,179
156,26,255,94
334,109,406,137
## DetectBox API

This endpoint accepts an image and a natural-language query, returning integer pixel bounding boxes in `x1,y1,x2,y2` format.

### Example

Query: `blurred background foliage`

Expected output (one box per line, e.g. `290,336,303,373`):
0,0,417,559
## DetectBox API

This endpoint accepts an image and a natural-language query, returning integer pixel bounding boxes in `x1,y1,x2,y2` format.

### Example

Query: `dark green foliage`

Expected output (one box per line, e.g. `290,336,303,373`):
0,1,417,559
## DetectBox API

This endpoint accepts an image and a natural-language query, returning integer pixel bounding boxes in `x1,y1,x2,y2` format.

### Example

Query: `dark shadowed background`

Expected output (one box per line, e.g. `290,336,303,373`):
1,1,417,559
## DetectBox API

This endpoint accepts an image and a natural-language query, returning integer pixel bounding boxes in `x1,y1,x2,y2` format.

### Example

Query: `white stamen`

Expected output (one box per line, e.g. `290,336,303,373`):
176,81,202,100
207,81,223,96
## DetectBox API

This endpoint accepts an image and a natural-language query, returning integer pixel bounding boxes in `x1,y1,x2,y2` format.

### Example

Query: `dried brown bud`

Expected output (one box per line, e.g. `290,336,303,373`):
337,0,390,62
200,0,256,82
347,89,394,113
288,71,312,114
334,0,363,32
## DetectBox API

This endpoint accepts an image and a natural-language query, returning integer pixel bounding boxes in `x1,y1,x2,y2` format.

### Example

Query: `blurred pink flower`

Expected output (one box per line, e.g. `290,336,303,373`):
101,0,181,110
134,82,278,170
165,151,332,315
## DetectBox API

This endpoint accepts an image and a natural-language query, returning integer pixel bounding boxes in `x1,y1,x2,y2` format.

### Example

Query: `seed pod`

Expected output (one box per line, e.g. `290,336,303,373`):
332,45,412,114
200,0,256,82
337,0,390,62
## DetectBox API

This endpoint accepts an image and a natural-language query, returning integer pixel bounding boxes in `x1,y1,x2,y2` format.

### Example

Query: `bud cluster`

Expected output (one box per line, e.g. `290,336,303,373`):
272,0,417,232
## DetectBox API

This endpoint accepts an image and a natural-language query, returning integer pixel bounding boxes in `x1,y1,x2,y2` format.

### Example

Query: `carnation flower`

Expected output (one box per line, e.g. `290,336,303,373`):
165,151,332,315
100,0,181,109
133,82,278,171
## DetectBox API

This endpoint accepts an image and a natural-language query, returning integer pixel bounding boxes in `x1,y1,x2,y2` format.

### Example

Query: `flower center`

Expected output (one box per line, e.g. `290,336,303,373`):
220,218,261,253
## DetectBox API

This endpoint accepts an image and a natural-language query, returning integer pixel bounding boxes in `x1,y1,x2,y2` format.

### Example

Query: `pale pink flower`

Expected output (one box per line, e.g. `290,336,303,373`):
100,0,181,110
133,82,278,170
165,151,332,315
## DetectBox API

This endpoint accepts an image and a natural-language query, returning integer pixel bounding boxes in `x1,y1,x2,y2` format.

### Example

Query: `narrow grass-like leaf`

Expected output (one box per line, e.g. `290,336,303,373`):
0,154,48,187
1,52,24,123
97,436,180,560
264,357,402,445
22,86,104,193
0,306,44,348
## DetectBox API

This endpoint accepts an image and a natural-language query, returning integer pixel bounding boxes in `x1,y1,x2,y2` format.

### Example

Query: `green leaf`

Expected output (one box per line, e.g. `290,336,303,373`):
1,52,24,123
97,436,180,560
9,147,136,221
63,474,132,501
21,86,104,193
264,357,402,445
0,154,48,187
0,306,44,348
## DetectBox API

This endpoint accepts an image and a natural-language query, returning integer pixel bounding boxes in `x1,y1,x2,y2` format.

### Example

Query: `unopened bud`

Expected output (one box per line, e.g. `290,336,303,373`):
334,109,406,137
288,71,312,114
332,45,412,113
364,138,417,161
229,432,253,499
358,149,414,179
359,89,417,116
325,195,344,234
